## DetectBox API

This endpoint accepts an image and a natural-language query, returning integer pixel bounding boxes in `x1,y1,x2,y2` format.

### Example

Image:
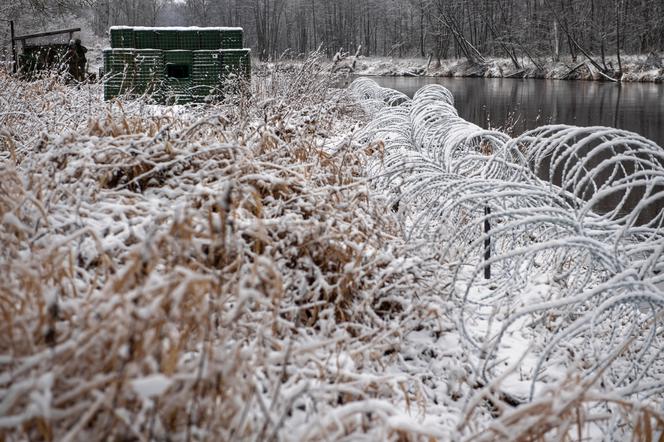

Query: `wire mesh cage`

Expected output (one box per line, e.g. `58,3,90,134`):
104,27,250,103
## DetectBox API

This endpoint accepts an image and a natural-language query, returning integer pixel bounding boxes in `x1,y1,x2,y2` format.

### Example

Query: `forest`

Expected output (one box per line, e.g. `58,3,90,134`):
3,0,664,65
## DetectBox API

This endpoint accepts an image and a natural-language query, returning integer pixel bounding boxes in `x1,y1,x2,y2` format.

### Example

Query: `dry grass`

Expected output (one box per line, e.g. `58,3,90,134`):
2,57,663,441
0,58,458,441
462,376,664,441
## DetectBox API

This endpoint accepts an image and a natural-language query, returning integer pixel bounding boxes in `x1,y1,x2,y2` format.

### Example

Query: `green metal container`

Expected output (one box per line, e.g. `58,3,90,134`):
164,50,193,66
104,27,248,103
221,29,243,49
104,49,138,99
221,49,251,79
134,29,157,49
192,50,222,99
134,49,164,96
157,30,180,50
199,29,222,50
163,50,193,104
110,27,134,48
179,30,201,50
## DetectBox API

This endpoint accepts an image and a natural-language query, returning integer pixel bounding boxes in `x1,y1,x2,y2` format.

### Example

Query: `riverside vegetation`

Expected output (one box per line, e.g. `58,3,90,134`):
1,54,663,440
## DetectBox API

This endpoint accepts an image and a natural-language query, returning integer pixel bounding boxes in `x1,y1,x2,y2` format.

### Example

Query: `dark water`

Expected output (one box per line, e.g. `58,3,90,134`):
362,76,664,147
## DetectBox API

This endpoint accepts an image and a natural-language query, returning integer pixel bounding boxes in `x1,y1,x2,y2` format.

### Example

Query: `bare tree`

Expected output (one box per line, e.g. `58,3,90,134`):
9,0,662,64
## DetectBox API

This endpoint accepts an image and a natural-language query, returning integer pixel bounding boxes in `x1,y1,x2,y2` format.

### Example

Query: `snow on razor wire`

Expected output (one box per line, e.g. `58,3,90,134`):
350,77,664,406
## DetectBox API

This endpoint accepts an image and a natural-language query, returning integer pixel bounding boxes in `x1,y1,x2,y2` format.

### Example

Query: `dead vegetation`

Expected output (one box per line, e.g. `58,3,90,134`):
1,57,663,441
0,57,458,441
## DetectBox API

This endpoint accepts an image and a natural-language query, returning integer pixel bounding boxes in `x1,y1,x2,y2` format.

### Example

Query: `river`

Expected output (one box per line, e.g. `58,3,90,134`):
359,76,664,147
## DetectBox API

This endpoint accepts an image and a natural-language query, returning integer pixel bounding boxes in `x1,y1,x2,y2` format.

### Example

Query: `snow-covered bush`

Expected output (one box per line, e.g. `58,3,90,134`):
0,60,470,441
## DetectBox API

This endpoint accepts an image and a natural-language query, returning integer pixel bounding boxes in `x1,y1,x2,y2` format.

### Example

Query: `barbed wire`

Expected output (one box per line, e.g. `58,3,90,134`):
350,77,664,408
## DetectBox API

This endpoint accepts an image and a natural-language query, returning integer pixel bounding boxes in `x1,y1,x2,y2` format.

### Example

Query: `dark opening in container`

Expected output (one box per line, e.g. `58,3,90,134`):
167,63,190,78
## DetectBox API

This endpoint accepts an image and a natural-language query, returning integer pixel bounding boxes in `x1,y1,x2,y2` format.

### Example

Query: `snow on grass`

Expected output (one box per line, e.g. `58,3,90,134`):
131,374,173,399
2,53,664,441
0,58,470,441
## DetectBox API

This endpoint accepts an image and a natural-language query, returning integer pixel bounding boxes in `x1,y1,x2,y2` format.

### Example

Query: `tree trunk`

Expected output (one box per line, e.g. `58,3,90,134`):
553,21,560,62
615,0,623,74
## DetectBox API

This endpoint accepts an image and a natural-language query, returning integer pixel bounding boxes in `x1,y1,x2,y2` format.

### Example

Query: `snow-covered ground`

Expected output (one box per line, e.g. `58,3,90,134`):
1,56,663,441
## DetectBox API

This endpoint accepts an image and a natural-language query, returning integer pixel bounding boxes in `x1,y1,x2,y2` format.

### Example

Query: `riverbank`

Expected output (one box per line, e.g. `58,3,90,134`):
347,54,664,83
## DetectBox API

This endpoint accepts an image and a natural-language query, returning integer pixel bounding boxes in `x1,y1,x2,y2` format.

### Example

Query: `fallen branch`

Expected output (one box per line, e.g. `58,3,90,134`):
506,69,526,78
563,61,586,79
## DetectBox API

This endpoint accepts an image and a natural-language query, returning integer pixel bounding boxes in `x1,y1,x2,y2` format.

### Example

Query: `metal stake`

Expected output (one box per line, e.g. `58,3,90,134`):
10,20,16,73
484,206,491,280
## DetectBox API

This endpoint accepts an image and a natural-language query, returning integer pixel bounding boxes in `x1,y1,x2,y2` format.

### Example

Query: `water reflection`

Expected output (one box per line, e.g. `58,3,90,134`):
364,76,664,147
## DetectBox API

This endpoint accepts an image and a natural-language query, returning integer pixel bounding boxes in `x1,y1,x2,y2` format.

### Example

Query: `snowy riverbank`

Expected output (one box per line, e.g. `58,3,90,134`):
347,54,664,83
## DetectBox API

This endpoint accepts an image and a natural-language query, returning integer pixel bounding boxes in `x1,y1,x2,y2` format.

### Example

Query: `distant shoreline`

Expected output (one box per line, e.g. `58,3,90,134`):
337,55,664,83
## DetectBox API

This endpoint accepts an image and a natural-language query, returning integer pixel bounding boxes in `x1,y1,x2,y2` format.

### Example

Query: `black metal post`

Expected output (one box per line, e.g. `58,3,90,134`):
10,20,17,73
484,206,491,280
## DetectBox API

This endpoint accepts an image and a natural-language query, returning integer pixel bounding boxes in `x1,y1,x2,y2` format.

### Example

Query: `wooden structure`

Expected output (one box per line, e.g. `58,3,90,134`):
11,27,81,76
13,27,81,47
